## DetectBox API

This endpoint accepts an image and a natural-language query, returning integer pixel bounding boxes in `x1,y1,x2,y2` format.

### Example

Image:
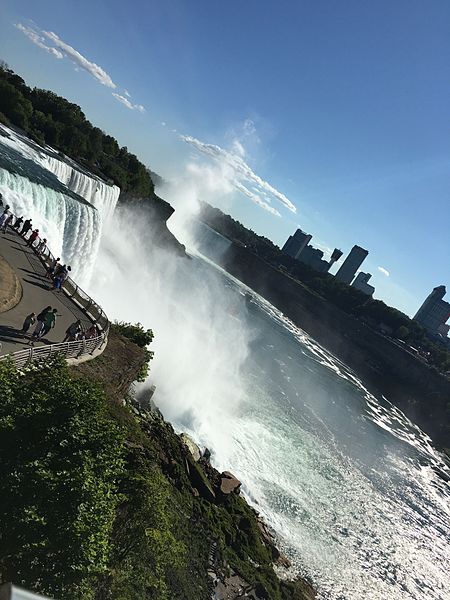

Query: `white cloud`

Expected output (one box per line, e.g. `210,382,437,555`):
15,24,63,59
161,121,166,126
234,181,281,216
180,135,297,215
16,23,116,88
112,93,145,112
124,89,131,97
42,30,116,88
378,266,390,277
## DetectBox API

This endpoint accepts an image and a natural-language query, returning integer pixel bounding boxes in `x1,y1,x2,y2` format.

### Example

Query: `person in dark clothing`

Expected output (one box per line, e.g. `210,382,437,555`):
21,219,32,237
41,308,58,337
30,306,52,343
13,216,23,231
27,229,39,246
21,312,36,336
63,320,82,342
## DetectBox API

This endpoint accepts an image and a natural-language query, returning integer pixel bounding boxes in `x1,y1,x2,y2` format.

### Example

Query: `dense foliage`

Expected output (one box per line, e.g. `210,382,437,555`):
0,358,124,599
199,202,450,374
0,64,154,197
112,321,154,381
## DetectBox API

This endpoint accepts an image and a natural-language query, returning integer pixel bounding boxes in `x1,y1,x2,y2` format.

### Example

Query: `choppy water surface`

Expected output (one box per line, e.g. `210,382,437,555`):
154,253,450,600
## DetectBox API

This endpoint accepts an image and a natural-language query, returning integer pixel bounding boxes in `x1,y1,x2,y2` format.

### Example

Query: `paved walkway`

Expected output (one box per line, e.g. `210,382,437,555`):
0,228,93,357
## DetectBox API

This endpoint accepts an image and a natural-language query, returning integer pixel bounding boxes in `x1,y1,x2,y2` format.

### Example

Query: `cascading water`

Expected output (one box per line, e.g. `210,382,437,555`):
0,125,120,283
87,205,450,600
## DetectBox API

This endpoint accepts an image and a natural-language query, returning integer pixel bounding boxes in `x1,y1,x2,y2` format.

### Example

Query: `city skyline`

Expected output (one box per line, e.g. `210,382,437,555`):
0,1,448,317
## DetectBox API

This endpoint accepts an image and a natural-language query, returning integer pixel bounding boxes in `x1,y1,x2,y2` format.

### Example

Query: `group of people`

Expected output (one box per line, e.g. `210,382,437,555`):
0,194,73,291
21,308,100,345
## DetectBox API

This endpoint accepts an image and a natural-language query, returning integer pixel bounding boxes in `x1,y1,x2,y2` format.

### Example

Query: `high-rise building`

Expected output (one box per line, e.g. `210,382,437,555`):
351,272,375,296
414,286,450,335
335,245,368,284
297,245,329,272
282,229,312,259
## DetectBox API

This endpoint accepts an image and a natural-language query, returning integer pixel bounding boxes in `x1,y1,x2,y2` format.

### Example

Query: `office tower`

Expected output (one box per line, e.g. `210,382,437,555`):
282,228,312,259
335,245,369,284
414,286,450,335
352,272,375,296
297,245,330,272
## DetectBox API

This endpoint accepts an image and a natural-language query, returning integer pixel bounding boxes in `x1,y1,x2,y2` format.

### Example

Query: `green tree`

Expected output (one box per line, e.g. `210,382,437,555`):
0,358,124,599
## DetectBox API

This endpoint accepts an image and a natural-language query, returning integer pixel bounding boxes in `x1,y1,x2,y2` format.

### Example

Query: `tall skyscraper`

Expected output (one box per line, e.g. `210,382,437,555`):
351,272,375,296
282,229,312,259
414,286,450,335
335,245,368,284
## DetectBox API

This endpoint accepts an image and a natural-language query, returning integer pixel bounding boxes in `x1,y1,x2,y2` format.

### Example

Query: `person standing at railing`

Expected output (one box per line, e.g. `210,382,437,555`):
13,215,23,231
47,256,61,279
63,320,82,342
21,218,32,238
0,209,11,232
1,213,13,233
27,228,40,247
36,238,48,254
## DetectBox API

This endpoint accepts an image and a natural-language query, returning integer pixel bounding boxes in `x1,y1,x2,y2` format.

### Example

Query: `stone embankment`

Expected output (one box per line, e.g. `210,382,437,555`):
0,254,22,313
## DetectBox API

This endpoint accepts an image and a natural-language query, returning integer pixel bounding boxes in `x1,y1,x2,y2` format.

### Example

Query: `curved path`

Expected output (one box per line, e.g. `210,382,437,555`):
0,227,94,356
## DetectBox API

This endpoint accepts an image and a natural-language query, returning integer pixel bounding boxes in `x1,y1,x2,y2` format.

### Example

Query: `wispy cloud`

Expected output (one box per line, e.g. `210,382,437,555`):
15,24,63,59
16,22,116,88
181,135,296,215
234,181,281,216
112,93,145,112
378,266,390,277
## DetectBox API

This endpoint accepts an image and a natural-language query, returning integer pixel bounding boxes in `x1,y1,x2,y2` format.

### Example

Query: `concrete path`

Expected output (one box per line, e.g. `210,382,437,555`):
0,227,93,357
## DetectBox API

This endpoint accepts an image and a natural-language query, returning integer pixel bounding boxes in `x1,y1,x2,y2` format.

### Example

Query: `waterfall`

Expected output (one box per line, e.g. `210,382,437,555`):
0,125,120,284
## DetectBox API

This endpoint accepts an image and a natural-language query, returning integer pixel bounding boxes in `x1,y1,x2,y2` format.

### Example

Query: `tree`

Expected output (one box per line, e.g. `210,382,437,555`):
0,358,124,599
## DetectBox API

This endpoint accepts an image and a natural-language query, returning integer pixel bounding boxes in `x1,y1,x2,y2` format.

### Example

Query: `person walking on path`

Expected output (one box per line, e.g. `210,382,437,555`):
30,306,52,344
21,312,36,336
41,308,58,338
63,320,82,342
21,218,32,238
27,229,40,247
0,211,9,231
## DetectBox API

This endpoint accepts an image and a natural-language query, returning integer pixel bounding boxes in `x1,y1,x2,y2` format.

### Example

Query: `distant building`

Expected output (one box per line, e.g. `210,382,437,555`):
352,272,375,296
335,245,369,285
297,244,330,272
282,229,312,259
414,286,450,335
328,248,343,271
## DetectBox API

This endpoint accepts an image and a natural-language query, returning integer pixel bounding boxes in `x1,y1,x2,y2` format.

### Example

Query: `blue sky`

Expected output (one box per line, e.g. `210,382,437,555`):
0,0,449,317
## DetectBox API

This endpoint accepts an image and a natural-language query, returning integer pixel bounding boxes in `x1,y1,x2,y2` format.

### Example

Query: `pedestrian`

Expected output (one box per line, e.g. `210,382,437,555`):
21,312,36,336
1,213,13,233
27,229,39,247
47,256,60,279
30,306,52,343
85,323,100,339
36,238,47,254
0,211,9,230
41,308,58,338
21,219,32,238
13,216,23,231
63,320,82,342
0,192,3,207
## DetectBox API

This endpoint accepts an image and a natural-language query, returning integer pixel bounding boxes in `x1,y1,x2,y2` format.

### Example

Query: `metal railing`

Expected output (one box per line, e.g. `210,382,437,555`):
0,215,110,367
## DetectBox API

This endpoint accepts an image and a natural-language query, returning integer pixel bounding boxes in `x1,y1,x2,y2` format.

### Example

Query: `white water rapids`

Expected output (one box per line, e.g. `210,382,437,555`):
0,141,448,600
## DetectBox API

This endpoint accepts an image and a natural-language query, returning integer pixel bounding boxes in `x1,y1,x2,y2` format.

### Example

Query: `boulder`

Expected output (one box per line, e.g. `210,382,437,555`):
180,433,202,462
220,471,241,495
